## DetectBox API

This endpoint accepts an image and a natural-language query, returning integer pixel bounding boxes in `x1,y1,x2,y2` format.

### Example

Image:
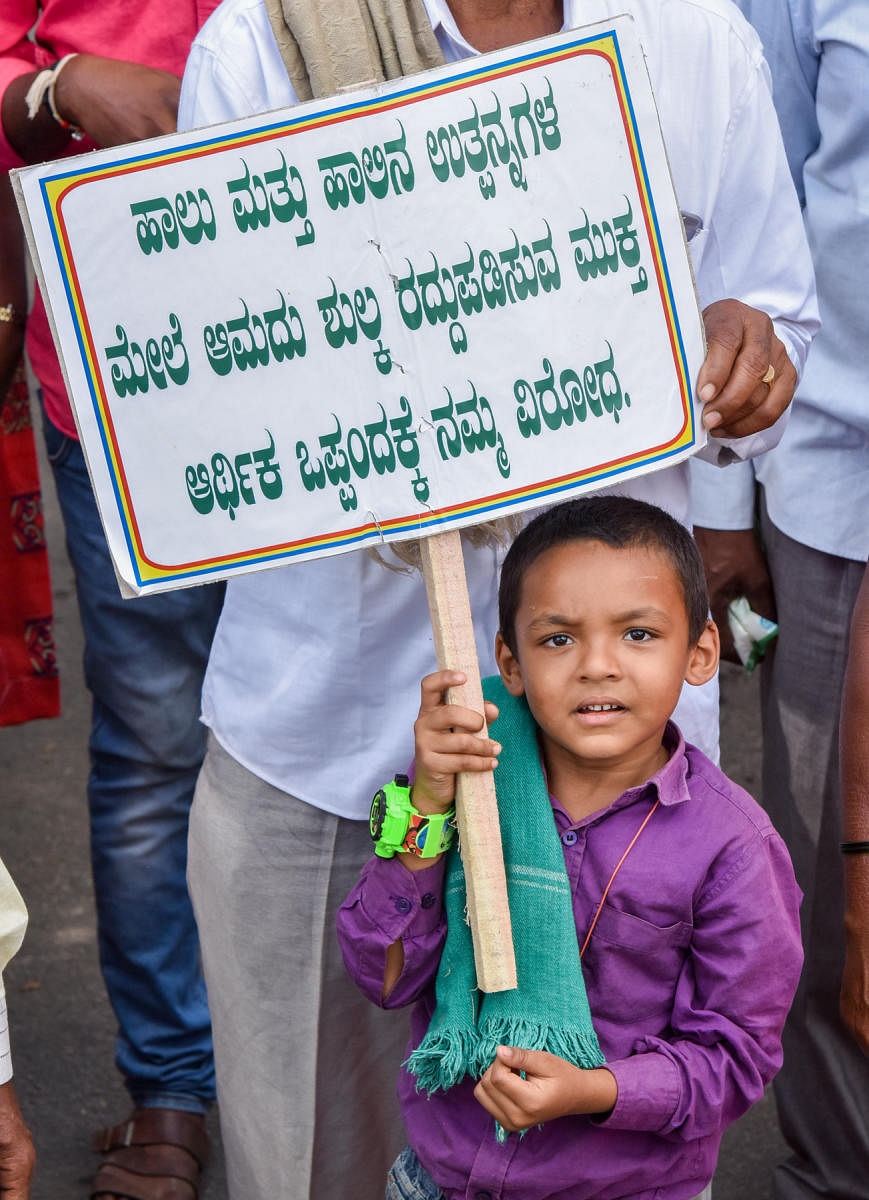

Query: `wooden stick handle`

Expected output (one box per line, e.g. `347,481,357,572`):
419,529,517,993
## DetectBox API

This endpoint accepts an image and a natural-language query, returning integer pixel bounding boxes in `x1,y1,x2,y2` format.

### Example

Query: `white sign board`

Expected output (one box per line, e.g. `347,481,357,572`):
15,16,706,595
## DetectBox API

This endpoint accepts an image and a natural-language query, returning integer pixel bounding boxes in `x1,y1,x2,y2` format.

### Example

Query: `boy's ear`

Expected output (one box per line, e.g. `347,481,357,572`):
495,631,525,696
684,619,720,686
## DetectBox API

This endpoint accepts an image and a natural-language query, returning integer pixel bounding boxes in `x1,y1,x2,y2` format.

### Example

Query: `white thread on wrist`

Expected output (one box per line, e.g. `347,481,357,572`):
24,54,83,139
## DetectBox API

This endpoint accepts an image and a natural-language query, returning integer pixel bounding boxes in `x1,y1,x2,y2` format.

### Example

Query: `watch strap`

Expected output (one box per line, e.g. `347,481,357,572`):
370,775,455,858
400,808,457,858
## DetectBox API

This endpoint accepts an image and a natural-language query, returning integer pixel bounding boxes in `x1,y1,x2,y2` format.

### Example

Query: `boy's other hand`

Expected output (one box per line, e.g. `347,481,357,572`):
474,1046,617,1131
412,671,500,813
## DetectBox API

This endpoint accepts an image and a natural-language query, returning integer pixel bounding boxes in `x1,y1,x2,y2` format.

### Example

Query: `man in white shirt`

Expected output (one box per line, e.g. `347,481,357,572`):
691,0,869,1196
0,856,34,1200
178,1,817,1195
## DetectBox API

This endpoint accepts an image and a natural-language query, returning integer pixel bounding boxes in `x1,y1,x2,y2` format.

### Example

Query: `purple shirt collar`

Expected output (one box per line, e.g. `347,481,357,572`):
550,720,690,831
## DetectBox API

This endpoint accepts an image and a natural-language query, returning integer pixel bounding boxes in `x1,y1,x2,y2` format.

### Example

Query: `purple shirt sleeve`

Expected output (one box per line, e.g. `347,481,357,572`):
337,854,447,1008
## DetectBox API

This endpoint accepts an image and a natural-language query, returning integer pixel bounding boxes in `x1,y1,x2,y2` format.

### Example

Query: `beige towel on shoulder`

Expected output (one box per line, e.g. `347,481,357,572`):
264,0,445,99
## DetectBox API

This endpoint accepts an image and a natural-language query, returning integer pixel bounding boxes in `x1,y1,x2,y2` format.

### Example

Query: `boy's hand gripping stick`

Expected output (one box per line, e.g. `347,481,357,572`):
420,529,517,993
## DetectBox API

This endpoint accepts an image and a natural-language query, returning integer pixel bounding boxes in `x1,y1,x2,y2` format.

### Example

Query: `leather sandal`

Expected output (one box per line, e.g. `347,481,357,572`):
90,1108,210,1200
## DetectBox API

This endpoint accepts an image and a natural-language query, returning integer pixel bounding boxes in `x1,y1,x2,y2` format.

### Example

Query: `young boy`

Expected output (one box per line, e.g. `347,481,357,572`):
337,496,802,1200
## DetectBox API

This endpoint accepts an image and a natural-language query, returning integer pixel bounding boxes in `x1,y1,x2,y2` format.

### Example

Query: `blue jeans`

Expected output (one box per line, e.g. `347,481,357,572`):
385,1147,714,1200
386,1148,444,1199
44,416,224,1111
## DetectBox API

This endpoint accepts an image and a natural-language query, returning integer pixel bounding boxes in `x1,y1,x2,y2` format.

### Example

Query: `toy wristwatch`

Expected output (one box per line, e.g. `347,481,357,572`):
369,774,457,859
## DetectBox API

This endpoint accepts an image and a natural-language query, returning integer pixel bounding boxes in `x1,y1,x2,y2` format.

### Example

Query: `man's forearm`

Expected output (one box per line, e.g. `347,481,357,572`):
840,562,869,1054
841,565,869,844
0,1080,34,1199
0,171,28,396
2,56,184,163
1,72,74,164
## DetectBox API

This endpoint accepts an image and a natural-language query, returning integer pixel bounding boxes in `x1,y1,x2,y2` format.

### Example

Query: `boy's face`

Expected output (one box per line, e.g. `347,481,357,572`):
495,539,719,790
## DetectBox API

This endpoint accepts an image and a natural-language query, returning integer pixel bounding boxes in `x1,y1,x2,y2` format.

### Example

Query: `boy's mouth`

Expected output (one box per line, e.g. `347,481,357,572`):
575,702,626,714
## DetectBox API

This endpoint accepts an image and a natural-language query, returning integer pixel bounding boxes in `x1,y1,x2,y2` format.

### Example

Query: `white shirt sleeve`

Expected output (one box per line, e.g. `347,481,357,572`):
179,0,299,131
690,48,818,470
0,859,27,1084
690,456,757,530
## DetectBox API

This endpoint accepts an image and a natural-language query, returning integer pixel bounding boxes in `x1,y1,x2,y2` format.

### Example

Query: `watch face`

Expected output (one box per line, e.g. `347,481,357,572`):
369,790,387,841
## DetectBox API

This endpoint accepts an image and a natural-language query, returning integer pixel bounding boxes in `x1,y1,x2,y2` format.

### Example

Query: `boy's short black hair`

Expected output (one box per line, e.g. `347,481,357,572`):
499,495,710,650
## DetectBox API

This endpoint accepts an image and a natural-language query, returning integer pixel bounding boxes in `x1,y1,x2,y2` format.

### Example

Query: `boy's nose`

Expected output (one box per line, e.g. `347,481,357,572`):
576,639,621,680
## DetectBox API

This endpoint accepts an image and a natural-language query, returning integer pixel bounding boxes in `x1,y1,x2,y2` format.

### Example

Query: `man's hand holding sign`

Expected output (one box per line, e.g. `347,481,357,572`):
698,297,795,438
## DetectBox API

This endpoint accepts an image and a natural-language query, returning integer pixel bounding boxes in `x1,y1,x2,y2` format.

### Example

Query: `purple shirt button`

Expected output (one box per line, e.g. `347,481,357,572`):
394,896,412,914
561,830,578,846
420,893,437,909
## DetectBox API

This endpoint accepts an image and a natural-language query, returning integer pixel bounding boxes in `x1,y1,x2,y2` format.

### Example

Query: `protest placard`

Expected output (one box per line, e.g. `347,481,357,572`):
14,15,707,989
14,15,705,595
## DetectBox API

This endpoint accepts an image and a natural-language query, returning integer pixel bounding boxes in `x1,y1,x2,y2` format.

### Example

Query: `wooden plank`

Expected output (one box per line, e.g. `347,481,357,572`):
419,529,517,993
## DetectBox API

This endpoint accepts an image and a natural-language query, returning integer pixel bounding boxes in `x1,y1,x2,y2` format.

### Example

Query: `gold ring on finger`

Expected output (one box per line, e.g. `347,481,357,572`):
761,363,775,386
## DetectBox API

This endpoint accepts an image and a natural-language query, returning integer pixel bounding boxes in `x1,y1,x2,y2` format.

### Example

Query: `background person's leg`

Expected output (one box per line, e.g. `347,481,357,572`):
189,735,409,1200
759,496,869,1200
43,416,222,1112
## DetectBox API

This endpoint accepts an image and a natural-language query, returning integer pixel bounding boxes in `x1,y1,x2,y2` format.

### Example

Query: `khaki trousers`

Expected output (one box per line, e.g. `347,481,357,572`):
188,734,410,1200
759,495,869,1200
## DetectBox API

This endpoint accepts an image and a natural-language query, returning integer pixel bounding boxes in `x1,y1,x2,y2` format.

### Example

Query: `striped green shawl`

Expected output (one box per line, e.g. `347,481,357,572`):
407,675,604,1121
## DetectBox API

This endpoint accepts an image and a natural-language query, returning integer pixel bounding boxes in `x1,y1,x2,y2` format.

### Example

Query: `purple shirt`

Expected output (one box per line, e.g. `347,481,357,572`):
337,726,803,1200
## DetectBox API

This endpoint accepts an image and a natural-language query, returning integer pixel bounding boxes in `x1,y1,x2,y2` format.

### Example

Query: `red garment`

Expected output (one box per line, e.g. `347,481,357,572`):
0,0,220,437
0,360,59,725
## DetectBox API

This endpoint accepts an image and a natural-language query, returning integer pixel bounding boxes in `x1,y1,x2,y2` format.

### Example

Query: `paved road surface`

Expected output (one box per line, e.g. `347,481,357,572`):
1,427,788,1198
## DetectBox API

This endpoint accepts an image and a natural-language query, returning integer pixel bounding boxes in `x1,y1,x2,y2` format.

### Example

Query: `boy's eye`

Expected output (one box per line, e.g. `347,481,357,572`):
543,633,573,647
625,628,654,642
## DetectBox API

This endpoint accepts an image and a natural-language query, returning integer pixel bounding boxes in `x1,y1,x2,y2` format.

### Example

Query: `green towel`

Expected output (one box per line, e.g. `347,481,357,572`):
407,674,604,1125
